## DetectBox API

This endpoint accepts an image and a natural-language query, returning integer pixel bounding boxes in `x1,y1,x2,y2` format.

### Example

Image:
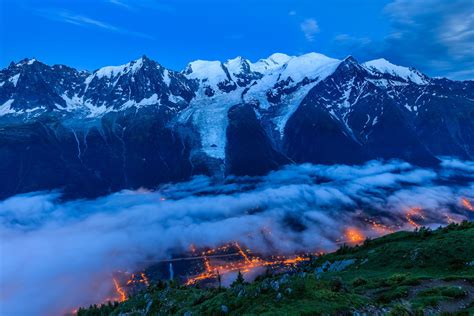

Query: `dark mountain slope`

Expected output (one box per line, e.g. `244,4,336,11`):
0,53,472,198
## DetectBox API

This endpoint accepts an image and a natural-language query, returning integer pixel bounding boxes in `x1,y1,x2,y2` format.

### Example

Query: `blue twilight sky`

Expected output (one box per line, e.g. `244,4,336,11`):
0,0,473,79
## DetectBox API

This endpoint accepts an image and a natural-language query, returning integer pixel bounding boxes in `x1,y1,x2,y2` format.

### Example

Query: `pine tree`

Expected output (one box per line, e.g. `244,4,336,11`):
232,270,245,287
217,269,222,289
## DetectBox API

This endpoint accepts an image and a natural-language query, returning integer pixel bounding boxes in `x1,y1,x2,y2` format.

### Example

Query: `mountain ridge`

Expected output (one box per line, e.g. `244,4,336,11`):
1,52,470,119
1,52,473,199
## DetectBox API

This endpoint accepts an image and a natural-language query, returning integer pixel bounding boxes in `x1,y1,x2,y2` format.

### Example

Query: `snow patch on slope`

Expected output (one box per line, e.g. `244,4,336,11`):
60,93,160,116
0,99,15,115
363,58,427,85
85,57,146,85
59,94,109,117
0,99,45,116
121,94,160,110
9,74,20,87
163,69,171,86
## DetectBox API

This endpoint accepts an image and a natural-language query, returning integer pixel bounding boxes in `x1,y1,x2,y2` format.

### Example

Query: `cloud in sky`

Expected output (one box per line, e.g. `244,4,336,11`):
332,34,373,54
1,159,473,314
383,0,474,79
107,0,133,10
300,18,320,42
35,9,154,40
328,0,474,79
105,0,175,13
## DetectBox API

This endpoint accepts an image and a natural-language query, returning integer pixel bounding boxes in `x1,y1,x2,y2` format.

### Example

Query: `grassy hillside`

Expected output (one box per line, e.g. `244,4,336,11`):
78,221,474,315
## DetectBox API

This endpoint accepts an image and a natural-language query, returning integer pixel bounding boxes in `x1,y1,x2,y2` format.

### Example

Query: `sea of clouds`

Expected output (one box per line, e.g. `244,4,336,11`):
1,159,473,315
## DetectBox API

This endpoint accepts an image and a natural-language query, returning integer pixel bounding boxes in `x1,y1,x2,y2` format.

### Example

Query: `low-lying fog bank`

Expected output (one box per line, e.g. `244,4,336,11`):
1,159,473,315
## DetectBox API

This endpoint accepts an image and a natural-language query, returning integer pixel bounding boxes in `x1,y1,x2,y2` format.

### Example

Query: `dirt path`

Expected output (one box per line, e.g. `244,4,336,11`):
407,279,474,313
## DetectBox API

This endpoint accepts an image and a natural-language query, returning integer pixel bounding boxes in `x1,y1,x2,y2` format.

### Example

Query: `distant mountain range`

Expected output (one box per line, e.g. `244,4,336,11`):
1,53,473,198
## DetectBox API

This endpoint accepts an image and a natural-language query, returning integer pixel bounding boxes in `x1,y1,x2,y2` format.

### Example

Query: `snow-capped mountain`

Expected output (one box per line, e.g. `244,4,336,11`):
1,52,473,198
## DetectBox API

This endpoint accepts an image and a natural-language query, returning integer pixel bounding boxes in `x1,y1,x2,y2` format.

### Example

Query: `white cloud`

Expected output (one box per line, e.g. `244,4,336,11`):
2,159,473,314
107,0,133,10
34,9,154,40
383,0,474,79
327,0,473,79
334,34,371,45
288,10,297,16
105,0,175,12
300,18,319,42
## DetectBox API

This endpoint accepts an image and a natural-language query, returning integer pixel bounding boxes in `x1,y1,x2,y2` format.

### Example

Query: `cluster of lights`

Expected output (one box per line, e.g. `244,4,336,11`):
75,196,473,314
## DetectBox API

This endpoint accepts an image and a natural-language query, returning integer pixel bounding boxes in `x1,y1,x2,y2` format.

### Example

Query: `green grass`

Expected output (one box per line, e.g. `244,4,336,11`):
78,221,474,315
411,286,468,310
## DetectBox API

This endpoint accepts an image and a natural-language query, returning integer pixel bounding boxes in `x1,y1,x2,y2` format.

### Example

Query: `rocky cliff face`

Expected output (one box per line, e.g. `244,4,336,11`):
1,53,473,198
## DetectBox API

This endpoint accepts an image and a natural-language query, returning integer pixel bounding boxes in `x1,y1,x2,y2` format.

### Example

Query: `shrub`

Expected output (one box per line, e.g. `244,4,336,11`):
388,273,408,284
376,286,409,304
329,277,344,292
352,277,368,287
231,271,245,287
388,304,411,316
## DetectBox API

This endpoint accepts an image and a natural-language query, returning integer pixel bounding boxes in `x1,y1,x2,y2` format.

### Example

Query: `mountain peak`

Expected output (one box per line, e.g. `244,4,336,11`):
267,53,292,65
363,58,428,84
224,56,251,75
250,53,292,73
85,56,156,83
183,59,231,88
21,58,38,65
363,58,395,69
334,55,365,75
138,55,160,67
20,57,37,64
8,58,39,69
343,55,358,64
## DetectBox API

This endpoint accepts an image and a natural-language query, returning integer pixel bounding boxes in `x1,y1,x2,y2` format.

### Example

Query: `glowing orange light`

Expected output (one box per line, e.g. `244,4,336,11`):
184,242,311,286
204,257,212,271
235,242,251,264
126,273,135,285
112,278,126,302
345,227,365,244
279,256,307,265
364,218,394,234
140,273,150,287
405,207,425,227
461,198,474,211
445,214,456,223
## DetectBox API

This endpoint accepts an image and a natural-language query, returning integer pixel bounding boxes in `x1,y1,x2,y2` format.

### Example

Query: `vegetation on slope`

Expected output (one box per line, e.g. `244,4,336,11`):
79,221,474,315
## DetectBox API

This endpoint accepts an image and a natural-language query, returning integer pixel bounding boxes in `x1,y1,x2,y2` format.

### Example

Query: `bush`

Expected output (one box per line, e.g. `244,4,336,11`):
363,237,372,247
352,277,368,287
376,286,409,304
419,286,467,299
417,226,432,238
329,277,344,292
441,286,467,298
388,273,408,284
388,304,411,316
231,271,245,287
335,243,351,255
